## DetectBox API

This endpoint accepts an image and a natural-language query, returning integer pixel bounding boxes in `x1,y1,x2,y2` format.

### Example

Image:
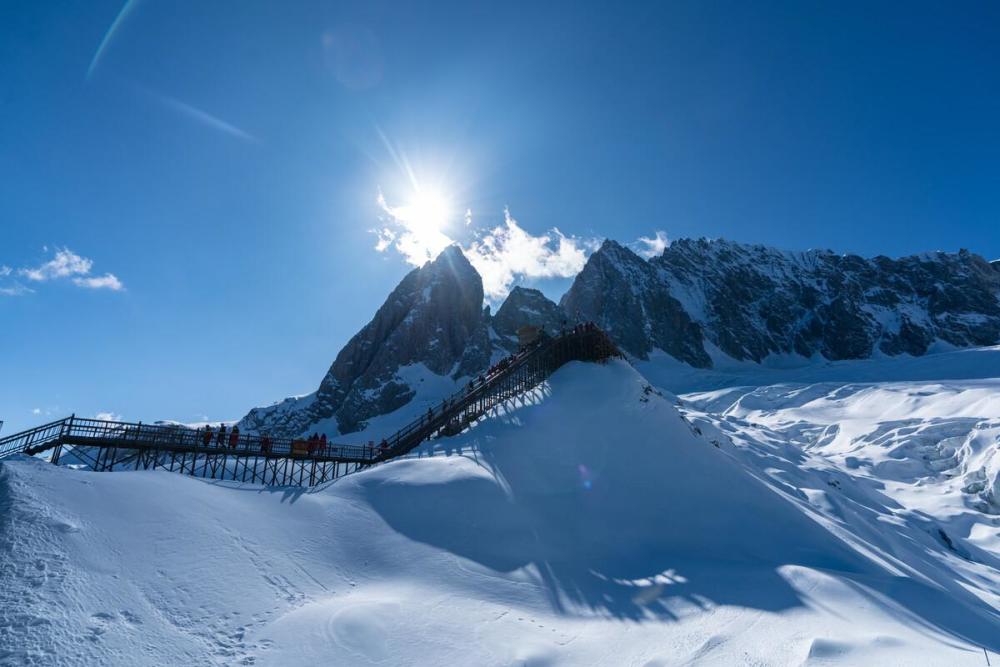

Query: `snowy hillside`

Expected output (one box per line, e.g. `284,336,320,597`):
3,361,1000,665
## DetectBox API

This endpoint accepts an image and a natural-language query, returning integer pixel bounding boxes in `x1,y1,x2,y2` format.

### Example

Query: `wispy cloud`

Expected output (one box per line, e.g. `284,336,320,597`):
0,284,33,297
140,85,257,143
634,231,670,259
73,274,124,291
373,192,594,300
2,248,125,295
95,411,123,422
20,248,92,281
87,0,144,80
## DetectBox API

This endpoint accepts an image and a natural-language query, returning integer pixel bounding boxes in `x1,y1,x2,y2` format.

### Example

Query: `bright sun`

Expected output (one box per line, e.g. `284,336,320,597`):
397,188,452,235
377,182,457,264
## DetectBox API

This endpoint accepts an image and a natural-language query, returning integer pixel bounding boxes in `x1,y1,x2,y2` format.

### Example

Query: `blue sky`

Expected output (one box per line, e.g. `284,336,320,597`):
2,0,999,433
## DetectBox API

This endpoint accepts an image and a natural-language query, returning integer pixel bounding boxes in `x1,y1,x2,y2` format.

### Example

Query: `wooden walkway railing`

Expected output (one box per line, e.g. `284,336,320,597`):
0,325,620,486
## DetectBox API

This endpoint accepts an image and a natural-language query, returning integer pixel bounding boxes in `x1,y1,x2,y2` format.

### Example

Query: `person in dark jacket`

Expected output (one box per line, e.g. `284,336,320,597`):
216,424,227,447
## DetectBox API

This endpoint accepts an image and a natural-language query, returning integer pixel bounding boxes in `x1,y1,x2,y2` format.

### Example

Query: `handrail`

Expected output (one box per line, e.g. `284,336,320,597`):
0,325,620,473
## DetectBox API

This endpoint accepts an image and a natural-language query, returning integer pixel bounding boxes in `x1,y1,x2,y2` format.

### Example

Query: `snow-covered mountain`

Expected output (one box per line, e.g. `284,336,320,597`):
564,238,1000,365
241,239,1000,439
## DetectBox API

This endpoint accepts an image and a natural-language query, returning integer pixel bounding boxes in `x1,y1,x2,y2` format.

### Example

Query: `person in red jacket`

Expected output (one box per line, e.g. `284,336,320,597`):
229,425,240,449
201,426,212,447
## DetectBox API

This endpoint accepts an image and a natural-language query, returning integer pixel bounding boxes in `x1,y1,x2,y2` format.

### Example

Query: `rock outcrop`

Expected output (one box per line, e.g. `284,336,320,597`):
491,286,566,353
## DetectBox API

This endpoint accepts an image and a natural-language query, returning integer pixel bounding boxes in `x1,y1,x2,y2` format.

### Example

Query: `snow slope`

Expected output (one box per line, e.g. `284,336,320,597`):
637,343,1000,394
3,361,1000,665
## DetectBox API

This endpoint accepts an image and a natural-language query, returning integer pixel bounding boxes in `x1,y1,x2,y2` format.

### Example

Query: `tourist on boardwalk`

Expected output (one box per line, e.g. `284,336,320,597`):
216,424,227,447
201,426,212,447
260,434,271,453
319,433,328,453
229,425,240,449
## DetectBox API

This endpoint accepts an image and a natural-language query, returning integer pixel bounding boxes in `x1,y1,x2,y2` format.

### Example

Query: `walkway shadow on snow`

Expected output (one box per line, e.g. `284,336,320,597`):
206,479,310,504
364,389,1000,653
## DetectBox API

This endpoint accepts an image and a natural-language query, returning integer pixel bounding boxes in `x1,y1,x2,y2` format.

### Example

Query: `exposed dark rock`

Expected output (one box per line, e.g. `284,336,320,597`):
242,237,1000,437
240,245,488,436
560,240,710,366
491,286,566,352
561,238,1000,367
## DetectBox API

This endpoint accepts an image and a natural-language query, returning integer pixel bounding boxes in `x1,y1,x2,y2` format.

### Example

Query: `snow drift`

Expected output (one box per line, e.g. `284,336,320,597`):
2,361,1000,665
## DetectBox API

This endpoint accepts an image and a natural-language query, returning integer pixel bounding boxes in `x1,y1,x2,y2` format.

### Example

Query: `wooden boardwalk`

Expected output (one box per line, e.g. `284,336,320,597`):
0,325,620,487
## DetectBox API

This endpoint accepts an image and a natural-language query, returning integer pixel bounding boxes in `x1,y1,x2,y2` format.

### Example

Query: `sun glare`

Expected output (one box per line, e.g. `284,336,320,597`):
397,188,452,235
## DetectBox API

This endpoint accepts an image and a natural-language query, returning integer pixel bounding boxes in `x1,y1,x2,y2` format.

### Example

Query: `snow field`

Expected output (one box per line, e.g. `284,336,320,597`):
1,360,999,665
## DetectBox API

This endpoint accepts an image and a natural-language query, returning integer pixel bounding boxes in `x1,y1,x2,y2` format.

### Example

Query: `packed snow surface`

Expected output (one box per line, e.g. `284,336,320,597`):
3,360,1000,665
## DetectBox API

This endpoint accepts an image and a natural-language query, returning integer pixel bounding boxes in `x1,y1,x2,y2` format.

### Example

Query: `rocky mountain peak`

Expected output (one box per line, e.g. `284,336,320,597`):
240,245,490,437
560,239,711,366
491,286,566,352
241,236,1000,440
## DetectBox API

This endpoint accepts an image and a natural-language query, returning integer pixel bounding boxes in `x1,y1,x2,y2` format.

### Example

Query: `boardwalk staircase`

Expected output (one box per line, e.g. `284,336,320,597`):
0,326,619,487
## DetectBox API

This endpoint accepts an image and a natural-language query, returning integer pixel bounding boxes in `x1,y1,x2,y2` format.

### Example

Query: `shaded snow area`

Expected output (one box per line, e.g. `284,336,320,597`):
3,361,1000,665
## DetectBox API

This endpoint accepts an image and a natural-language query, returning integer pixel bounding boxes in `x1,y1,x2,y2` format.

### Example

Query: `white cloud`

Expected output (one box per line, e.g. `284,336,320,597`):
373,192,594,300
465,209,591,299
32,408,42,415
0,284,32,297
8,248,125,293
95,411,123,422
20,248,92,281
634,231,670,259
73,273,124,291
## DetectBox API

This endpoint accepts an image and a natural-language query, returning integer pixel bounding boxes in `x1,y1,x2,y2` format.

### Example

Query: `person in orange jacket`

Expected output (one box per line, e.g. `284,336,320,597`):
229,425,240,449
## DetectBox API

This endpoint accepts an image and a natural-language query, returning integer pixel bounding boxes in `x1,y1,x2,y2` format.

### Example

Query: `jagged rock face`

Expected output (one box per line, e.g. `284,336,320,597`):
657,240,1000,361
563,238,1000,366
560,240,712,366
491,286,566,352
242,238,1000,438
240,246,489,436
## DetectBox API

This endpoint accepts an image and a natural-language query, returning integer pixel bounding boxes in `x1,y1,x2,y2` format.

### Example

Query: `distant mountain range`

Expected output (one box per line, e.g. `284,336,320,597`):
240,239,1000,437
